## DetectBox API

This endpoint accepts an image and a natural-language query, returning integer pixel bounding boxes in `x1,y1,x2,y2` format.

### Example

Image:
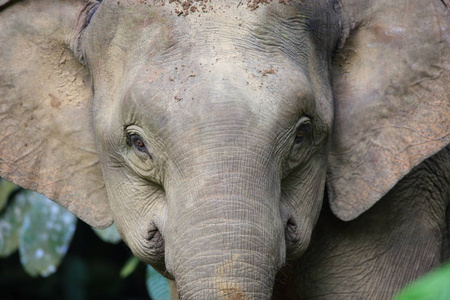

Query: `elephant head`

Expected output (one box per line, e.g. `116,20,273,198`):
1,0,448,299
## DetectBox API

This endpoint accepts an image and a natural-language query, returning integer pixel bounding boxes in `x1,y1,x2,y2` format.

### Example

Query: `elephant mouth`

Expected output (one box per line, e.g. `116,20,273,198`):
286,217,298,238
144,224,175,280
141,222,167,270
146,223,165,251
284,215,307,259
281,204,308,260
146,225,164,249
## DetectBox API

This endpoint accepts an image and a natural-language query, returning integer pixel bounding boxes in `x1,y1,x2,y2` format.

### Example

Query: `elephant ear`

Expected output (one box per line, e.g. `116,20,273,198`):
0,0,112,228
328,0,450,221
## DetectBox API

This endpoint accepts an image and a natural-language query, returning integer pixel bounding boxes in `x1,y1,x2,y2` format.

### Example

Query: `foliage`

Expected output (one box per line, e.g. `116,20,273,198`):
18,192,77,277
146,264,171,300
0,179,18,211
393,263,450,300
0,192,29,257
121,256,140,278
0,189,76,277
0,179,170,299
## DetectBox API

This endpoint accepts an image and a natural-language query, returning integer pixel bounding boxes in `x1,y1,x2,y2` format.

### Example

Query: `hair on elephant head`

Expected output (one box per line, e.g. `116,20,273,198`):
1,0,448,299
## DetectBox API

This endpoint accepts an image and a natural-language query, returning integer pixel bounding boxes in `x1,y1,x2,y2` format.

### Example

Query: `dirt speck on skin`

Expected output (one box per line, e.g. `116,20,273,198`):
246,0,295,11
174,96,183,101
157,0,293,16
158,0,213,16
260,67,276,76
220,287,250,300
49,94,62,109
246,0,270,11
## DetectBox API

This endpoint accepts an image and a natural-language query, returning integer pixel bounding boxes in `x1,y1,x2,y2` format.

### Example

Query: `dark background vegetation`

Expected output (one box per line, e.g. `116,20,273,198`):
0,220,149,300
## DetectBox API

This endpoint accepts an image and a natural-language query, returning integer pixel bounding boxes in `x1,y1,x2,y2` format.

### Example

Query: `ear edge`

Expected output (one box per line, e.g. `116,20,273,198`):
328,142,450,222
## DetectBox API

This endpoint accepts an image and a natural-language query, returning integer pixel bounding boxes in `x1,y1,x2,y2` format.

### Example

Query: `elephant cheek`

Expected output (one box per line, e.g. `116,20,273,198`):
280,161,328,260
107,184,169,272
280,202,313,260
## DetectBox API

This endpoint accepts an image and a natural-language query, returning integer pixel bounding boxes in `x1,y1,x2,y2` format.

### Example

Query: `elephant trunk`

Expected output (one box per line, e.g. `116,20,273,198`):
164,160,285,299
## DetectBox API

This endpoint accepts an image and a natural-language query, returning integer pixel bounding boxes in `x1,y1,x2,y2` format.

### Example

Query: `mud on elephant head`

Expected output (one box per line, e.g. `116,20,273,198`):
0,0,449,299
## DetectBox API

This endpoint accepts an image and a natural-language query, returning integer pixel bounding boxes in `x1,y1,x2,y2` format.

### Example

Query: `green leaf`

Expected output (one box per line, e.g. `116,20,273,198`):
19,192,77,277
120,256,140,278
0,192,30,257
0,179,19,211
393,263,450,300
146,265,171,300
92,223,122,244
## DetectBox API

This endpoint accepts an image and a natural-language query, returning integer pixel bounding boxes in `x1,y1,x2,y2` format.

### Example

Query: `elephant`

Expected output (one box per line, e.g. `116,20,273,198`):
0,0,449,299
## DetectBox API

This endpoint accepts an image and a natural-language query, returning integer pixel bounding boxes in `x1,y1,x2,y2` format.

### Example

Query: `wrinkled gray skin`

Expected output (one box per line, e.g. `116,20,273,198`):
0,0,449,299
275,146,450,299
85,2,335,297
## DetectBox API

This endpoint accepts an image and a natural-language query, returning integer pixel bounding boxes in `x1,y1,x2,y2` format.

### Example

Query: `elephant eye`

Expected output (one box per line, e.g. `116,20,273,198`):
295,123,311,144
127,134,150,155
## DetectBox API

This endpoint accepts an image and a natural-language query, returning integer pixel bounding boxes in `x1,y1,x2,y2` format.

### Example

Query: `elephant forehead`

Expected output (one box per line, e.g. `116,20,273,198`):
89,0,316,108
152,0,295,15
103,0,302,20
121,57,315,136
88,0,311,65
90,0,324,146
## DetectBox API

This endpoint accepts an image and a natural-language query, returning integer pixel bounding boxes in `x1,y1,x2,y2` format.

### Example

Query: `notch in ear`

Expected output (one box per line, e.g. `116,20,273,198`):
328,0,450,221
0,0,112,228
